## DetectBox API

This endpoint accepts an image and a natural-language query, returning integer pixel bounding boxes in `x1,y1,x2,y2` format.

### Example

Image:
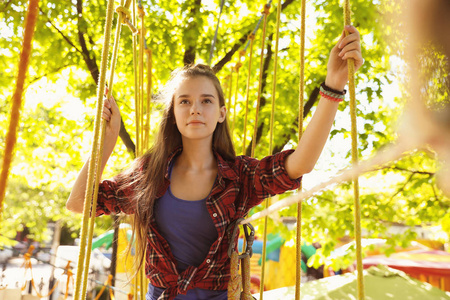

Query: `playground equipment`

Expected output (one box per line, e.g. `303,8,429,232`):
254,265,450,300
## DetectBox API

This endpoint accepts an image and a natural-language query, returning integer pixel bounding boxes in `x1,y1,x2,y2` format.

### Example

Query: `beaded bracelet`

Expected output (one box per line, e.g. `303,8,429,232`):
319,82,346,102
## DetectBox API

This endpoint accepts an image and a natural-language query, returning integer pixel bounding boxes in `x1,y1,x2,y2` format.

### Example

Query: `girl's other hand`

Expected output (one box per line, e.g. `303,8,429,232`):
325,25,363,91
102,91,121,152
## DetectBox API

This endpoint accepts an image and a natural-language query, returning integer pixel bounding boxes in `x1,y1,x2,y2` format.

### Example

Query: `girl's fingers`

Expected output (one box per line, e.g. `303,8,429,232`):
102,110,111,121
339,34,360,49
102,98,113,121
344,25,360,36
338,26,360,49
339,42,361,57
336,30,346,48
341,49,363,65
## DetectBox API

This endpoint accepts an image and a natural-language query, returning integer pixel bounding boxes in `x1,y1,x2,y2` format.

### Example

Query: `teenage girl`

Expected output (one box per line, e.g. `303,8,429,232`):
67,25,363,300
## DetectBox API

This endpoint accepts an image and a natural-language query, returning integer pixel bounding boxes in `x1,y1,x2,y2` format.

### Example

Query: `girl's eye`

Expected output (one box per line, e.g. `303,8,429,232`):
203,99,212,103
180,99,189,104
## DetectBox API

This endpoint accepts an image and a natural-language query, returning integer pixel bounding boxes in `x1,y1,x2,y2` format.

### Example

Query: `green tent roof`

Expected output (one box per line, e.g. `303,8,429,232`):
254,265,450,300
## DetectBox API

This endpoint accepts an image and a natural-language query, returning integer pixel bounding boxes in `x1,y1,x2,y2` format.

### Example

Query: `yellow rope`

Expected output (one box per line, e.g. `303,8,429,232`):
75,0,134,298
295,0,306,299
0,0,39,220
242,34,256,155
64,261,73,300
20,246,35,291
226,70,234,113
132,0,140,157
145,48,153,151
240,256,253,299
81,0,134,293
73,0,115,297
227,251,241,299
138,6,145,156
141,262,146,300
251,3,270,158
133,272,138,300
231,53,244,137
259,2,282,299
343,1,364,300
251,4,270,299
94,275,113,300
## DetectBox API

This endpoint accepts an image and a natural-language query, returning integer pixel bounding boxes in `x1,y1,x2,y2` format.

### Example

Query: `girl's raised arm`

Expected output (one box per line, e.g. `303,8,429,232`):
66,94,121,213
285,25,363,179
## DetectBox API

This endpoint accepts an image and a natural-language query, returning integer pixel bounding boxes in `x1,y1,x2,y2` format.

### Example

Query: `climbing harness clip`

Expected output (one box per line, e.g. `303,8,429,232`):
227,218,255,260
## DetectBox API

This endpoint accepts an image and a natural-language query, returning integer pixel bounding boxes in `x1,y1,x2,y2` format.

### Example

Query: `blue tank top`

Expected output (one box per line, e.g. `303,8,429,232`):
147,162,227,300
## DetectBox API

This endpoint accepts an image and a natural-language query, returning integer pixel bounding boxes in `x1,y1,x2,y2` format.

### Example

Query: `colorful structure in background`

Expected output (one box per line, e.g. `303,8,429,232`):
324,238,450,293
253,265,450,300
91,223,134,300
238,234,319,291
363,249,450,292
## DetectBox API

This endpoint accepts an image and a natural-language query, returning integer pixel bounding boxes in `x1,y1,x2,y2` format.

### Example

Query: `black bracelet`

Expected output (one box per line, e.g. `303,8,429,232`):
321,82,346,95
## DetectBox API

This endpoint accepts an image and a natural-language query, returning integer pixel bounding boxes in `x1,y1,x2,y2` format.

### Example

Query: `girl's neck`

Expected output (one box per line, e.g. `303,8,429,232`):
178,138,216,170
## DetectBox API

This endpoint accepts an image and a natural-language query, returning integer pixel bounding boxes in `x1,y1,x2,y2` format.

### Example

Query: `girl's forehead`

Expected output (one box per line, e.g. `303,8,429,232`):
175,76,218,94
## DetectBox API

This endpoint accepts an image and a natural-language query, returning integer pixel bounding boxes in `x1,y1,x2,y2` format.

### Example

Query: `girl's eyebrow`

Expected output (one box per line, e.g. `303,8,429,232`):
177,94,216,99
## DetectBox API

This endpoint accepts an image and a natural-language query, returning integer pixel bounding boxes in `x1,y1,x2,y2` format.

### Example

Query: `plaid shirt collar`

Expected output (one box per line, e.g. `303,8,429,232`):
163,146,239,185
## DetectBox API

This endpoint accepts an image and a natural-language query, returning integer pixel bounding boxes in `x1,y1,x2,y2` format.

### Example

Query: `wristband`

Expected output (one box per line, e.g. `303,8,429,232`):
320,82,346,102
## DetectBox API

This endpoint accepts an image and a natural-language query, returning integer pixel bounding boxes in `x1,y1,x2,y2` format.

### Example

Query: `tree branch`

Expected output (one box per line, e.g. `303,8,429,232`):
272,86,321,154
28,64,73,85
388,173,415,203
213,0,296,73
39,7,83,54
1,0,13,13
244,33,273,155
183,0,202,65
376,166,435,176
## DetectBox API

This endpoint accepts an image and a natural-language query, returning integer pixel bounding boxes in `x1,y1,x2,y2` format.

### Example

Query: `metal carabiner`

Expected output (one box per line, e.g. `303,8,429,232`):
227,218,255,259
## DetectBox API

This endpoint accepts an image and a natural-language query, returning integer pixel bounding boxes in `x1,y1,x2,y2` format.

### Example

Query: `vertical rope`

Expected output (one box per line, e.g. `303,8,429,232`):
133,272,138,300
208,0,226,65
260,1,282,299
231,53,244,137
132,0,140,157
242,34,255,155
145,48,152,151
295,0,306,299
344,1,364,299
0,0,39,219
73,0,116,297
140,263,146,300
226,70,234,112
138,5,145,156
255,5,270,298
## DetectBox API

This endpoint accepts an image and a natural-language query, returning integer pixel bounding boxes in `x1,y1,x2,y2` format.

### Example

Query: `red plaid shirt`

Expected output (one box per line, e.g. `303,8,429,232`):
96,147,301,299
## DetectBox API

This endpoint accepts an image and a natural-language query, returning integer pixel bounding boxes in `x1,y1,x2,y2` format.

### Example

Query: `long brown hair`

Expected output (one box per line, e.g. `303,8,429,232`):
116,64,235,275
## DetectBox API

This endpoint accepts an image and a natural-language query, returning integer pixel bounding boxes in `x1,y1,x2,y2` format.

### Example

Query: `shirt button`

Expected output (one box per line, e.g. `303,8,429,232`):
206,259,211,263
212,213,218,217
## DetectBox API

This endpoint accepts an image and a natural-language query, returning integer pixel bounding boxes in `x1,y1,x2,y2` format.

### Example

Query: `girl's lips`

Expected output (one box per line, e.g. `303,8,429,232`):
188,121,205,125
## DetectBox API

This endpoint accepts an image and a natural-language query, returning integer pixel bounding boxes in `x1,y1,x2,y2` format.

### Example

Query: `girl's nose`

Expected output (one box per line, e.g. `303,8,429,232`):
190,101,201,115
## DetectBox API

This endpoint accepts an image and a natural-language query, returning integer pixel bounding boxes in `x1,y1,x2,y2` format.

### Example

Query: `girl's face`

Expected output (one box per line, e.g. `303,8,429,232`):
173,76,226,142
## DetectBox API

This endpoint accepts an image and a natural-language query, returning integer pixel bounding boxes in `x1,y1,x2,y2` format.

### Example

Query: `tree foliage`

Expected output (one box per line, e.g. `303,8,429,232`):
1,0,448,268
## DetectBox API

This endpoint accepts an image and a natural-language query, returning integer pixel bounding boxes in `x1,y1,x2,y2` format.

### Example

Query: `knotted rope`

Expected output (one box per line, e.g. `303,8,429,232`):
344,1,364,299
295,0,306,299
74,0,135,297
0,0,39,220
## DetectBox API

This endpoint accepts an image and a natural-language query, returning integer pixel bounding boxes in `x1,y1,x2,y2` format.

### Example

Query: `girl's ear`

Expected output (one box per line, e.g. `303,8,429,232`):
218,106,227,123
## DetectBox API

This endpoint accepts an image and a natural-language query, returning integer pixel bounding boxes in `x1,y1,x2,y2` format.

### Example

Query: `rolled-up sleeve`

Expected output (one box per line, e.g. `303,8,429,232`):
239,149,302,209
95,178,135,216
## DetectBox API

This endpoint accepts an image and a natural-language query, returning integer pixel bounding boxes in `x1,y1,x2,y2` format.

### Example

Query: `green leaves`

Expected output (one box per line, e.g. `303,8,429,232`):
0,0,448,265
